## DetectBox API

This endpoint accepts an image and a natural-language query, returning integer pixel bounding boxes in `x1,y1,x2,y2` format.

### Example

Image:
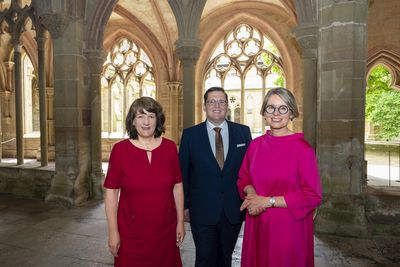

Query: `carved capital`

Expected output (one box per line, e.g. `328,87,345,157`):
166,82,183,96
175,39,201,62
293,23,318,59
4,61,15,71
84,49,108,75
35,29,49,49
39,13,70,39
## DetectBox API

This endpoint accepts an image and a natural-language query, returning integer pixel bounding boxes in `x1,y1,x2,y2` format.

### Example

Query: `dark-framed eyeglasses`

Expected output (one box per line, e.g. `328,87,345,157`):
265,105,290,115
206,99,228,106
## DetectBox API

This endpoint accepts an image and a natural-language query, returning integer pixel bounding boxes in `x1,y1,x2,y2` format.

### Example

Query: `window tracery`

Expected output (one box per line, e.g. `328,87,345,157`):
204,24,285,135
101,37,156,135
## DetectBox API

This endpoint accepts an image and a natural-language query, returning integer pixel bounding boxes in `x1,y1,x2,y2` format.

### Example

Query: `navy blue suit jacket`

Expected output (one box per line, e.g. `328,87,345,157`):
179,120,252,225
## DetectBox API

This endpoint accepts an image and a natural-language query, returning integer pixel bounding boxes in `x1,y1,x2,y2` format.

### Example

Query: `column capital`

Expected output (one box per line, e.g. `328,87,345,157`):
175,39,201,62
166,82,183,95
4,61,15,71
12,41,22,51
293,23,318,59
35,29,49,49
84,49,108,75
39,13,70,39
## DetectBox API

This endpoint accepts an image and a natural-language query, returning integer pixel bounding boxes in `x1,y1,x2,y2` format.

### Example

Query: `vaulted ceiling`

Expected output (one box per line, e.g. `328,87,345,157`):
109,0,296,54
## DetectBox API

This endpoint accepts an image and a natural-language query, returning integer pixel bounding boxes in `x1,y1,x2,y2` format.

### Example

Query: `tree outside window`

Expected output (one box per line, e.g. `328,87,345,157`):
366,65,400,140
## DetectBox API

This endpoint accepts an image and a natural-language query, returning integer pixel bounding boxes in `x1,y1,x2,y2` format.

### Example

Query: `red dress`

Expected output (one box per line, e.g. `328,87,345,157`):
104,138,183,267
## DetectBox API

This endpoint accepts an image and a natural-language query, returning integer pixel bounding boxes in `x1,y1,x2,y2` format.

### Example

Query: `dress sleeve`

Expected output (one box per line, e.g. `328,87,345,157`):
104,142,123,189
237,145,254,200
284,146,322,221
172,141,183,184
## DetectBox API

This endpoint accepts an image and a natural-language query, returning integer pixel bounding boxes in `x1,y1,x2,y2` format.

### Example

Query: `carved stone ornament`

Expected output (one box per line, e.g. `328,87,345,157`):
39,13,70,39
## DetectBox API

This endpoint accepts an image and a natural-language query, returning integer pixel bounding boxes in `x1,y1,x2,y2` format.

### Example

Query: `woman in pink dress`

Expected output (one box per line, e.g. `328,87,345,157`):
237,87,322,267
104,97,185,267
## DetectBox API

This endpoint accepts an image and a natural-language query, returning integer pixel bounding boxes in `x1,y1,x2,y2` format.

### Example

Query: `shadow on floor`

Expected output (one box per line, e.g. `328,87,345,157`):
0,194,398,267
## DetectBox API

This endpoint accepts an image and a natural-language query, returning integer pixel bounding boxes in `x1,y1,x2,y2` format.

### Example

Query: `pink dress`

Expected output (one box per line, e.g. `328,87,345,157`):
104,138,183,267
237,132,322,267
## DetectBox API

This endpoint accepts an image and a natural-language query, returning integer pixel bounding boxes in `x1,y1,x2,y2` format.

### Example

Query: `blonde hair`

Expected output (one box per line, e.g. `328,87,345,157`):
260,87,299,118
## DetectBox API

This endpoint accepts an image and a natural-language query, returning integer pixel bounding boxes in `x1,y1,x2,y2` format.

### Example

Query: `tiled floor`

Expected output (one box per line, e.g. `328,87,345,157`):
0,194,398,266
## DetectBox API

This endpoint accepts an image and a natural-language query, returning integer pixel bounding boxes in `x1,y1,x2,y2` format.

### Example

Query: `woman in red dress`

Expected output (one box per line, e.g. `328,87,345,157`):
104,97,185,267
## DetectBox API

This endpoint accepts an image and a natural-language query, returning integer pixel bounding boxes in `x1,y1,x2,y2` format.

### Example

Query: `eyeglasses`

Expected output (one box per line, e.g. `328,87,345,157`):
206,99,228,106
264,105,290,115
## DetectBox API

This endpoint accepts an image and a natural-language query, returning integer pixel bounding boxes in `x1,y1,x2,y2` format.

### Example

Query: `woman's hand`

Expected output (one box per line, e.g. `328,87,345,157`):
240,193,267,216
108,230,120,257
176,221,185,247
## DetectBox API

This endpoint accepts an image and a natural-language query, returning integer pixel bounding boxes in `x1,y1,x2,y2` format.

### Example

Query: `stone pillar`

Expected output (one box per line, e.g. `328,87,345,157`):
293,24,318,149
315,0,368,236
42,9,90,206
36,29,48,166
13,42,24,165
84,49,107,200
175,40,201,129
166,82,182,143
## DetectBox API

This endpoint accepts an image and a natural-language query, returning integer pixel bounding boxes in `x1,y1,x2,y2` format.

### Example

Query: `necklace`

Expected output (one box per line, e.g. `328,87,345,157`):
137,138,155,152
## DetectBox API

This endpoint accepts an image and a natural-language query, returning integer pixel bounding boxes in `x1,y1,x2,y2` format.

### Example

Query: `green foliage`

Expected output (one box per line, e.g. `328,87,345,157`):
366,65,400,140
271,64,284,87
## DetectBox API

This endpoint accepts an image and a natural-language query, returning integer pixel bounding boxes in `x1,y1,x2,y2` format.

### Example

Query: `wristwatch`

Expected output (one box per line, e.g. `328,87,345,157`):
269,196,276,208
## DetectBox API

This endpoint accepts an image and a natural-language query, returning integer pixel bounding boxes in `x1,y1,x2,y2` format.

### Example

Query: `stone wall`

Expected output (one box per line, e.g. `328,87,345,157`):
0,166,54,199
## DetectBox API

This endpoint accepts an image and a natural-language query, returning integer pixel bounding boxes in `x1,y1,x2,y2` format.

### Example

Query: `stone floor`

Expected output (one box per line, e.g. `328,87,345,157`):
0,194,399,267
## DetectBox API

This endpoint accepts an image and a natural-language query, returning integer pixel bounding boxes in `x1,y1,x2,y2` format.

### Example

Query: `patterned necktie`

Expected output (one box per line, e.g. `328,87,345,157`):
214,127,224,169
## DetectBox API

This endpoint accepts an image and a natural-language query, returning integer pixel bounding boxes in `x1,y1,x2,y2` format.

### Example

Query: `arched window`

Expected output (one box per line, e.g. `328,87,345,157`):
22,53,39,135
204,24,285,135
101,37,156,136
365,64,400,141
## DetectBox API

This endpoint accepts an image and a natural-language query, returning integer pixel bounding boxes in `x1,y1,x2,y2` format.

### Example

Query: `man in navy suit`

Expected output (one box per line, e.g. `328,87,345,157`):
179,87,252,267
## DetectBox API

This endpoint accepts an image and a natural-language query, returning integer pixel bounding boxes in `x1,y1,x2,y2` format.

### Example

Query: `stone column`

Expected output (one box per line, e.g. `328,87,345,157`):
42,9,90,206
36,29,48,166
316,0,368,236
166,82,182,143
84,49,107,200
175,40,201,129
13,41,24,165
293,24,318,148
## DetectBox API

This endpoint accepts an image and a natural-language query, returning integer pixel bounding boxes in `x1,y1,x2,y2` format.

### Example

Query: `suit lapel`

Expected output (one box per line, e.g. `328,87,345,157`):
224,121,236,170
200,122,221,169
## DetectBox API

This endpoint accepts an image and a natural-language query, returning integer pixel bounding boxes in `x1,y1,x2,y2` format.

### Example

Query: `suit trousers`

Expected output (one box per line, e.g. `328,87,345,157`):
190,211,242,267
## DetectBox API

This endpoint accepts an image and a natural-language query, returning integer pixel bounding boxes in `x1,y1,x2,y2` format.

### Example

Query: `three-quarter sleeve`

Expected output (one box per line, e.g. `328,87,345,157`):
172,142,183,184
284,146,322,221
104,143,123,189
237,146,254,200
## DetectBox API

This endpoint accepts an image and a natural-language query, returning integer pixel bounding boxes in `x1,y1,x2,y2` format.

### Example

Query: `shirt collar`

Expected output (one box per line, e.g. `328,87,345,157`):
206,119,227,132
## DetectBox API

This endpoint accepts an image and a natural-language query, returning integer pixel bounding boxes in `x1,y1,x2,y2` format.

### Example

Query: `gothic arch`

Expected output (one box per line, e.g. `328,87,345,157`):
367,48,400,90
103,28,169,98
86,0,118,50
196,7,301,122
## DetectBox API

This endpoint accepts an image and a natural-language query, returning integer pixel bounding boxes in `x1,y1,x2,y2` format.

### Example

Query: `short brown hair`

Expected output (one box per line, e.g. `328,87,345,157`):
260,87,299,118
125,97,165,139
203,87,228,103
